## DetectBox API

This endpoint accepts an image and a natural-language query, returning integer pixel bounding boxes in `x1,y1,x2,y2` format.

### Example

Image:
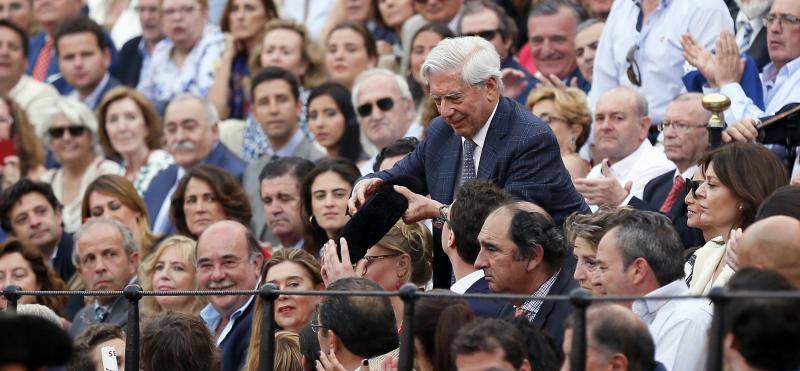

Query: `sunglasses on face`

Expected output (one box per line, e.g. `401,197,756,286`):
357,97,394,118
48,125,87,139
685,178,703,198
462,29,500,41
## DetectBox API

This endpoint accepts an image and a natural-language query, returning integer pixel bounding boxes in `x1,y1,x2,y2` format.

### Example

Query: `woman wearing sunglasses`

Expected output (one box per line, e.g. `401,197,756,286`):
40,98,122,233
684,143,787,295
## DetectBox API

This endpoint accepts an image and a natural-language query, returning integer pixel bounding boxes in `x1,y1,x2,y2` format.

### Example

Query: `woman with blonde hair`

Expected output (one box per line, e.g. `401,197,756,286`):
138,235,205,315
526,86,592,179
81,174,160,258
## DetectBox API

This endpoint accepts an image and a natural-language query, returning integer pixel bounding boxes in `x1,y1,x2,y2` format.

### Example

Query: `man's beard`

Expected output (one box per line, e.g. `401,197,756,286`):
734,0,773,20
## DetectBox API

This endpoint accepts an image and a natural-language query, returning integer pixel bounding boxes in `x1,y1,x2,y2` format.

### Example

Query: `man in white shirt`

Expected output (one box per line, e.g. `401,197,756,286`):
574,87,675,211
592,210,712,371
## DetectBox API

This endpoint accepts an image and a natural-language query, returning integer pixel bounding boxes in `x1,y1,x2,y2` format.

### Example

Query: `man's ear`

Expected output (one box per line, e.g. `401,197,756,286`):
639,115,652,141
608,353,629,370
525,244,544,272
629,257,649,284
328,331,341,354
519,358,532,371
445,227,456,251
129,251,140,268
485,76,500,102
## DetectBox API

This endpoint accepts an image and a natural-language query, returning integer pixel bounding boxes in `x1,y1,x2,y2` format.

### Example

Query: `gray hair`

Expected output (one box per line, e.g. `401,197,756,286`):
529,0,586,24
577,18,603,34
40,97,102,155
72,217,138,267
420,36,502,89
351,68,413,109
17,304,63,327
609,211,685,286
168,93,220,127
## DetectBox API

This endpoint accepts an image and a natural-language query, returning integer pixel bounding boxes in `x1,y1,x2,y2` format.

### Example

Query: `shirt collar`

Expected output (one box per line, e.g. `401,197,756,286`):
70,73,110,108
633,279,689,317
462,100,498,148
450,270,485,294
763,56,800,82
609,140,653,176
270,128,304,158
674,164,698,179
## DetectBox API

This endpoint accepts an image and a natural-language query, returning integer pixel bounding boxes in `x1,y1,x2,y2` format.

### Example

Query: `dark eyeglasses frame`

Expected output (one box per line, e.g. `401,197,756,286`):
48,125,87,139
462,29,500,41
685,178,703,198
626,45,642,87
360,253,402,276
762,13,800,28
357,97,394,118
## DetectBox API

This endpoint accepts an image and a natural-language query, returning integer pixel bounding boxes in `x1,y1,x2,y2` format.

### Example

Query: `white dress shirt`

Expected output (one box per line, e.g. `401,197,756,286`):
719,57,800,123
632,280,713,371
585,140,675,211
589,0,732,123
450,270,485,294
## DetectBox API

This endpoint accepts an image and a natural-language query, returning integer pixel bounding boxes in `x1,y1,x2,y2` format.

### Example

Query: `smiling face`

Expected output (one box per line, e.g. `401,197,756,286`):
325,28,375,89
260,28,308,79
151,245,196,311
104,97,150,157
414,0,463,23
528,6,578,79
310,171,352,237
267,261,322,333
49,112,93,166
428,69,499,139
308,94,346,151
685,170,707,229
182,177,227,238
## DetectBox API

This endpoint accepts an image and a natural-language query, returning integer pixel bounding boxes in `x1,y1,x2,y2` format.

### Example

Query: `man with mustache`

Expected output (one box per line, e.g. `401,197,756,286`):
69,218,139,338
197,220,264,371
352,68,421,175
143,93,246,235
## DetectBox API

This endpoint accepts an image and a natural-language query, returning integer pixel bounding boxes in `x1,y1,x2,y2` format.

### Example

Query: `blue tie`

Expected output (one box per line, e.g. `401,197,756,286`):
738,22,753,54
460,139,477,186
94,306,109,322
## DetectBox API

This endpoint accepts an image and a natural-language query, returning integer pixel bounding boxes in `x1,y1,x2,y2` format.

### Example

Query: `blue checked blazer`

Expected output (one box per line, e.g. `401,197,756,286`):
366,96,589,226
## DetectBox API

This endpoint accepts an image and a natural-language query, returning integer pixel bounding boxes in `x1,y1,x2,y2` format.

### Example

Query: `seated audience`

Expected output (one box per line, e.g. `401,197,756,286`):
627,93,709,249
70,323,126,371
592,210,711,371
85,0,140,49
0,180,75,282
0,0,33,31
573,19,604,85
141,312,221,371
40,98,123,233
737,216,800,287
375,0,415,41
69,218,139,338
138,235,205,316
526,0,590,92
324,21,378,91
723,267,800,371
255,19,326,93
685,143,787,294
475,203,576,345
373,136,419,173
0,239,67,316
116,0,164,87
197,220,264,371
452,318,532,371
137,0,226,114
526,86,592,180
574,87,675,211
302,157,360,251
412,293,475,371
54,16,122,109
96,87,174,195
511,317,564,371
442,179,510,317
562,303,661,371
313,277,399,371
0,93,46,190
170,164,252,239
208,0,277,120
405,23,454,124
683,168,718,243
307,82,365,163
564,207,635,296
143,94,246,235
245,249,324,369
252,157,315,248
81,174,160,258
27,0,89,87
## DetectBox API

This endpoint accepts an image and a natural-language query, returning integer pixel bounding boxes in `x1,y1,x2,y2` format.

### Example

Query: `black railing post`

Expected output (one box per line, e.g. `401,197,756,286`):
258,283,279,371
398,283,419,371
2,285,21,313
123,285,142,371
569,288,591,371
706,287,728,371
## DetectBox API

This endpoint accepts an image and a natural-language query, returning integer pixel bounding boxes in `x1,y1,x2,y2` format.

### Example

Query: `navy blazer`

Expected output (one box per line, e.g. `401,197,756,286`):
115,36,144,87
464,276,510,318
28,31,120,94
628,170,705,249
219,300,254,371
366,96,590,227
52,232,76,283
143,143,247,233
499,268,578,347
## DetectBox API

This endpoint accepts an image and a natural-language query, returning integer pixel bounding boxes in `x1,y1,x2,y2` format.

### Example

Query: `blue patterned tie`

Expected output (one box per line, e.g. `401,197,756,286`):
460,139,477,186
738,22,753,54
94,306,109,322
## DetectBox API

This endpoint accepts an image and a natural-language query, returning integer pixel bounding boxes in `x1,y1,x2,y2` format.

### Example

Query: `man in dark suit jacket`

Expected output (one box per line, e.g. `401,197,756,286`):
474,202,577,346
143,95,246,235
114,0,164,87
628,93,708,249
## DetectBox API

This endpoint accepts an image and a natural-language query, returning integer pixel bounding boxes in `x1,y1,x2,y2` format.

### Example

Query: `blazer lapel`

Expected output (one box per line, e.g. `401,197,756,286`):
431,133,464,204
478,98,511,180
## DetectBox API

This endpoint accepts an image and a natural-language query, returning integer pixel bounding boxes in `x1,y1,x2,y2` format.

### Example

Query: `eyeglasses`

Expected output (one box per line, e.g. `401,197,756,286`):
135,5,159,13
162,5,197,17
763,13,800,28
357,97,394,118
684,178,703,198
537,113,569,125
462,29,500,41
0,116,13,126
626,46,642,87
658,121,706,132
360,253,402,276
48,125,87,139
310,316,323,333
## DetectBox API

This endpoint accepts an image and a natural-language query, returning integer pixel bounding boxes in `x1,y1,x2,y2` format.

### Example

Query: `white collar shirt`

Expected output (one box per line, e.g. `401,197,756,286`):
450,270,485,294
720,56,800,123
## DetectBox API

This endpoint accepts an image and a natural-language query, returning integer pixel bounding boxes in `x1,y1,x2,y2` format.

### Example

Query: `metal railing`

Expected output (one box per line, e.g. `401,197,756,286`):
3,284,800,371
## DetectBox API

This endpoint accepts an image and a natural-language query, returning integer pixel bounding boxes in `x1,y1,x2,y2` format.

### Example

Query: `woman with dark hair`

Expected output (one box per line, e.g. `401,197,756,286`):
0,93,45,190
307,84,364,162
0,239,68,316
324,21,378,90
81,174,160,258
169,164,252,239
406,23,454,104
412,293,475,371
685,143,788,294
301,158,361,252
245,248,324,370
755,185,800,221
208,0,278,119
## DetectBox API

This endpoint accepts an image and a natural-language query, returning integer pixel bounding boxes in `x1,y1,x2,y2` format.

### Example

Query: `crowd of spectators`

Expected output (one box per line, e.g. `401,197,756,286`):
1,0,800,370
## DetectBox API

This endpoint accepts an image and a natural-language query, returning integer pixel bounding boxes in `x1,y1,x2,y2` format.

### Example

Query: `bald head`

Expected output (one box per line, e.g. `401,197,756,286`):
738,216,800,286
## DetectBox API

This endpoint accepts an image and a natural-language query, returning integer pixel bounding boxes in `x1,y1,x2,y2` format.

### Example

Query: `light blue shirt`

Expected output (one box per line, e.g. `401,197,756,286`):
719,57,800,123
589,0,733,123
68,73,109,109
200,294,255,346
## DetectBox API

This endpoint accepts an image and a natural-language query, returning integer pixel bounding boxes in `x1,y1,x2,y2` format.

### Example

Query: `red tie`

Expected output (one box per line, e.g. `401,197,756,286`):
660,176,685,213
32,37,54,81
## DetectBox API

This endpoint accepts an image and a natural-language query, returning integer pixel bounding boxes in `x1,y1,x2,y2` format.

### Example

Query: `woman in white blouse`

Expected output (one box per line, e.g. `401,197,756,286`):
40,98,122,232
96,87,173,195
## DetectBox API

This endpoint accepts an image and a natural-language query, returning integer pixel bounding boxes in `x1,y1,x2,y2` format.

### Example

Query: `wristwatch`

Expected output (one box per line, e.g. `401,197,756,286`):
434,204,450,228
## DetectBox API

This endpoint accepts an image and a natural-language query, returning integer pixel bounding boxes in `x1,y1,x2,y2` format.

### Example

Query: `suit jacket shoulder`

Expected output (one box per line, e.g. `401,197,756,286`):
115,36,144,87
205,142,247,181
219,301,254,371
464,277,510,318
293,136,325,161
